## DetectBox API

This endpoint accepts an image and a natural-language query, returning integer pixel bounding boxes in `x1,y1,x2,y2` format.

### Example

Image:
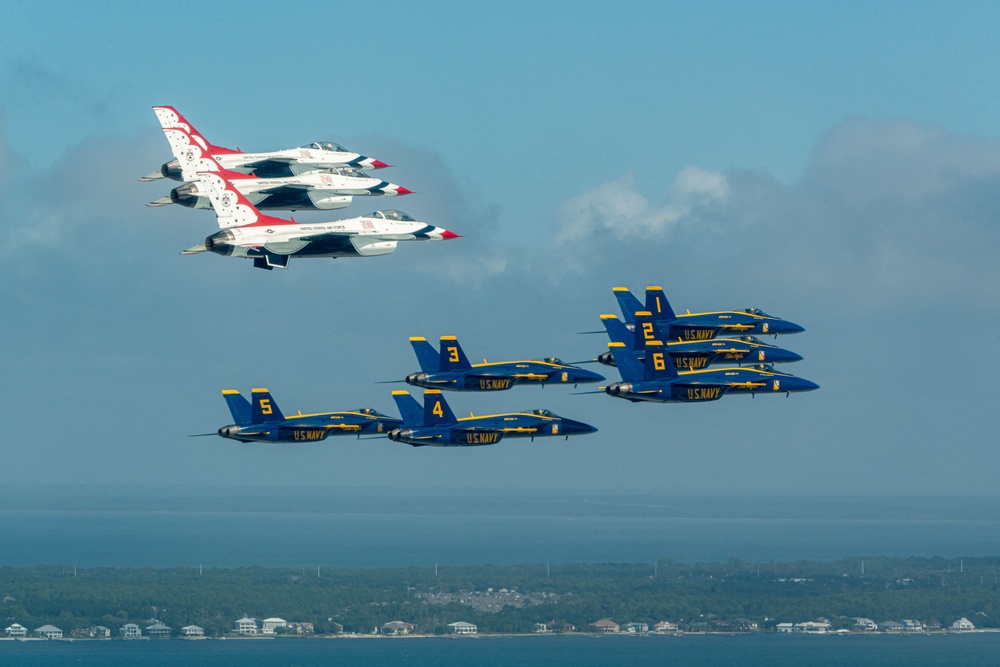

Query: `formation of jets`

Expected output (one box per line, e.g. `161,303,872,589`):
148,109,818,447
143,106,456,270
592,287,819,403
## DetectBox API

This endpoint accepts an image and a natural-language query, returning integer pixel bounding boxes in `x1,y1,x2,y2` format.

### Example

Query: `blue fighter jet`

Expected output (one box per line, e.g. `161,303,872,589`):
387,389,598,446
604,340,819,403
593,312,803,370
203,388,403,443
404,336,604,391
614,286,805,340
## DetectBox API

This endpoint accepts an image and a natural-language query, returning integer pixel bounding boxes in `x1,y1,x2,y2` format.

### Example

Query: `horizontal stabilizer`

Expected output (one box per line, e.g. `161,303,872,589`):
181,244,208,254
139,171,165,182
148,196,173,207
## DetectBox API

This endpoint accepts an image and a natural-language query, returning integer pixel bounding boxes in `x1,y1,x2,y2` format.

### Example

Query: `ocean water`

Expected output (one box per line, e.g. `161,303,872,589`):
0,487,998,567
2,634,999,667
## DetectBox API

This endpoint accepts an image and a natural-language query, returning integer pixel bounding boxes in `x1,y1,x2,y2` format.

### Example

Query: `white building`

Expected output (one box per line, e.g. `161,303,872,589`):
795,621,831,634
852,618,877,632
234,617,258,635
901,620,924,633
5,623,27,638
776,623,795,633
261,618,287,635
448,621,477,635
951,618,975,631
652,621,679,633
622,622,648,634
119,623,141,638
34,625,63,639
381,621,416,636
181,625,204,637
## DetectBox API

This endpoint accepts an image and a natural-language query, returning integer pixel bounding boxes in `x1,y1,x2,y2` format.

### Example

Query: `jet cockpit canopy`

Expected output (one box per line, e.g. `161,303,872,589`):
302,141,349,152
530,409,556,418
740,336,763,344
372,210,416,222
329,167,369,178
536,357,565,365
744,308,770,317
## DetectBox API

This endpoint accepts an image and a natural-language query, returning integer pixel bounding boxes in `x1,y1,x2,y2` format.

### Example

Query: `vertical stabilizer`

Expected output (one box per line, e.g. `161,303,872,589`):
391,390,423,427
222,390,251,426
613,287,643,325
643,340,679,382
250,388,285,424
197,172,281,229
645,286,677,321
601,314,633,347
608,342,644,382
152,106,238,154
423,389,458,426
438,336,472,371
409,337,440,372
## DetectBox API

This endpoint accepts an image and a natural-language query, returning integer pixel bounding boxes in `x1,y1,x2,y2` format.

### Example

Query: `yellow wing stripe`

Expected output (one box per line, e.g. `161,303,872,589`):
222,390,240,395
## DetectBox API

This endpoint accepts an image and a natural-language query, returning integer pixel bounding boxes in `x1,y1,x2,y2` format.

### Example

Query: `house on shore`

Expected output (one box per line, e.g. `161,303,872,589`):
4,623,27,638
589,619,620,634
951,618,975,632
448,621,477,635
262,618,287,635
852,618,877,632
652,621,679,634
146,622,172,638
382,621,416,636
119,624,141,639
622,622,648,634
34,625,63,640
234,617,258,635
181,625,204,637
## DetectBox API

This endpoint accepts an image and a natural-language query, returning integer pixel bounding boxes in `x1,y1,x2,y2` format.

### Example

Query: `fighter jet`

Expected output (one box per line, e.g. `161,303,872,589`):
614,286,805,340
147,129,411,210
140,105,389,182
180,172,459,270
591,312,803,370
403,336,604,391
387,389,597,447
603,340,819,403
199,388,403,443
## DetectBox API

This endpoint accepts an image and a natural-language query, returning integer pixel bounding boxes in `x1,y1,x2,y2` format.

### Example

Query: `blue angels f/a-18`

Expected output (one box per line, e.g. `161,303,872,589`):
201,388,403,443
615,286,805,340
603,340,819,403
403,336,604,391
592,312,803,370
386,389,598,446
180,173,459,270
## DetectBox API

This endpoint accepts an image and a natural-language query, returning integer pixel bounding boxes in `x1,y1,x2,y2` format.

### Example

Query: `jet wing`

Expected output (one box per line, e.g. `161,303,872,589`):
293,231,360,242
181,243,208,254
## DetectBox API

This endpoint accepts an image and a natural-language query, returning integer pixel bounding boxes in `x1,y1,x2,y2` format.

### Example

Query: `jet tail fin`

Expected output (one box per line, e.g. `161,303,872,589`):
600,314,633,347
438,336,472,371
643,340,680,382
391,390,423,427
423,389,458,426
196,171,290,229
222,390,252,426
645,286,677,320
409,337,440,372
613,287,643,325
250,388,285,424
152,106,238,155
608,343,643,382
633,310,663,350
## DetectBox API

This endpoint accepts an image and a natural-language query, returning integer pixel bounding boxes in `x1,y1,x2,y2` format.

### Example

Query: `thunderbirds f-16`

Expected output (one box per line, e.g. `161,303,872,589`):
147,130,411,210
386,389,597,446
590,312,803,370
195,388,403,443
403,336,604,391
180,172,459,270
613,286,805,340
141,106,389,182
603,339,819,403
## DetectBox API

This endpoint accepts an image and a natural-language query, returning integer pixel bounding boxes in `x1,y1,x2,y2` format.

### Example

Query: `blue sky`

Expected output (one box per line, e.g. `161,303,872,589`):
1,1,999,495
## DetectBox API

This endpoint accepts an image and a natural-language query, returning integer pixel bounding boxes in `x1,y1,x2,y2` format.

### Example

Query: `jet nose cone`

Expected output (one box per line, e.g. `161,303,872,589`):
439,230,461,240
561,419,598,436
793,378,820,392
575,368,606,383
395,186,413,195
370,159,390,169
774,349,804,363
778,321,805,335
